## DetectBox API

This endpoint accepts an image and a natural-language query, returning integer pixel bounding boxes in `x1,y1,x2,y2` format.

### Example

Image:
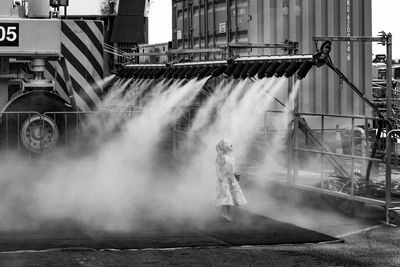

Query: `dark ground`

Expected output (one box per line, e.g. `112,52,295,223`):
0,226,399,266
0,207,336,252
0,189,398,266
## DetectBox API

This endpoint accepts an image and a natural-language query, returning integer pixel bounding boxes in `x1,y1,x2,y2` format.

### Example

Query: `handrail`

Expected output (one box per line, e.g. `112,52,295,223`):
385,129,400,224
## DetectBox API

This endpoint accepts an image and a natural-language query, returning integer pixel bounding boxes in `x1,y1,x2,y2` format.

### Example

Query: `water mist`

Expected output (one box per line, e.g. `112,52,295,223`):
0,74,304,234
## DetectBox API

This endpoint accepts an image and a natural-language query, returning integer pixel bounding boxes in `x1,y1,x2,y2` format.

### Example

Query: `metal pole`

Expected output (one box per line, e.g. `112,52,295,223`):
351,118,355,196
293,113,299,185
385,33,393,225
287,78,295,184
321,116,325,189
386,129,393,224
287,120,293,183
264,111,267,157
386,33,393,120
287,114,296,185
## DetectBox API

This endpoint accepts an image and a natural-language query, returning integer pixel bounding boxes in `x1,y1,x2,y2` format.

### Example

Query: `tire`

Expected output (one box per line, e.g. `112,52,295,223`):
0,91,74,154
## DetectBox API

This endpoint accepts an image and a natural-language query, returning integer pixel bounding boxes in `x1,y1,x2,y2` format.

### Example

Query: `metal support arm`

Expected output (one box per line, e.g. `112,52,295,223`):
325,61,384,118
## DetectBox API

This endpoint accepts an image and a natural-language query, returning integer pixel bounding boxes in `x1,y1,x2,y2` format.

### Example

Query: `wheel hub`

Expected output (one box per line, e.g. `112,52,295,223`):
20,115,59,153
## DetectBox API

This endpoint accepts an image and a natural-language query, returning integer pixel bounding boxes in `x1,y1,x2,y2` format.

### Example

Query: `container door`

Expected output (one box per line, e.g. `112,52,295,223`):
230,0,249,44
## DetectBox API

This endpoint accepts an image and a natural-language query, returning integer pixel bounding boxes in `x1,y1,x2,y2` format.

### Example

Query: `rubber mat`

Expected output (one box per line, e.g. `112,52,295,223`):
0,209,337,252
196,208,338,246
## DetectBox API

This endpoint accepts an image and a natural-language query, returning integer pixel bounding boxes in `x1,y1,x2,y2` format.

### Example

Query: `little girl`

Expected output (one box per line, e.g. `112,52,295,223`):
215,139,247,221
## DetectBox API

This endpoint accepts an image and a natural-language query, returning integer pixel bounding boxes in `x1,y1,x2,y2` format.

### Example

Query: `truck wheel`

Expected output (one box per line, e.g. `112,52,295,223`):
0,91,74,154
20,114,59,153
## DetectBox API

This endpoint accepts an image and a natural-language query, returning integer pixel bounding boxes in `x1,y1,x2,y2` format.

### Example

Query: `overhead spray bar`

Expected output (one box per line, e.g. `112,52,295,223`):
118,40,307,79
119,53,316,81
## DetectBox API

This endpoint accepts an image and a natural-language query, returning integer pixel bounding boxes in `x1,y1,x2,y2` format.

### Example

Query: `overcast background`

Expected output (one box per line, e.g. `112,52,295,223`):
67,0,400,59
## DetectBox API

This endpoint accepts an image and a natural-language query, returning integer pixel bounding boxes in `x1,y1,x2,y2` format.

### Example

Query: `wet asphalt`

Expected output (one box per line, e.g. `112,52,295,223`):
0,191,398,266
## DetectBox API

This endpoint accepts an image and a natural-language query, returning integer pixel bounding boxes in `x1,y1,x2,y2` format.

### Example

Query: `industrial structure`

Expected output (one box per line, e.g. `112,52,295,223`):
0,0,148,153
1,0,400,225
118,0,400,225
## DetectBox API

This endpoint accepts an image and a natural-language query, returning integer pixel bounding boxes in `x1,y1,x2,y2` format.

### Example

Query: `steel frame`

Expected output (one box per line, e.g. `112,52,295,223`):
312,33,397,224
168,105,400,225
289,112,400,225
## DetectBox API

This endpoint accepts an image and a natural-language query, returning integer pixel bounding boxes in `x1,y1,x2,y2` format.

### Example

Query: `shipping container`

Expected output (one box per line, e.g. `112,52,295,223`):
172,0,373,116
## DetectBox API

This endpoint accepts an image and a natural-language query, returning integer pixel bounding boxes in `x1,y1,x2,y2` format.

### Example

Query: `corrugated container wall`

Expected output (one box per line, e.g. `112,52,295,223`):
172,0,373,116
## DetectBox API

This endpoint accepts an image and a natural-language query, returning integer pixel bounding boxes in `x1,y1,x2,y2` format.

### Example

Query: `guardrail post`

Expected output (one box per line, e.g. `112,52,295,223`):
321,115,325,190
287,121,292,184
17,113,20,154
386,129,393,224
5,113,9,156
293,113,299,185
351,118,355,196
40,114,44,154
385,33,393,225
286,111,299,185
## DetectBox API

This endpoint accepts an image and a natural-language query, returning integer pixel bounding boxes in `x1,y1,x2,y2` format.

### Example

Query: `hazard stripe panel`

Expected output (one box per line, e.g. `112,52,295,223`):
44,20,104,111
74,20,104,58
61,22,104,78
44,62,69,102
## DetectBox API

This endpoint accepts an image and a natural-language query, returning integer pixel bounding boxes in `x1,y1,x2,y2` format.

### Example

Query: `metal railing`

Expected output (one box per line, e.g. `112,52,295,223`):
43,110,143,152
169,108,400,225
0,111,41,158
289,112,400,224
0,110,143,156
2,109,399,224
385,129,400,224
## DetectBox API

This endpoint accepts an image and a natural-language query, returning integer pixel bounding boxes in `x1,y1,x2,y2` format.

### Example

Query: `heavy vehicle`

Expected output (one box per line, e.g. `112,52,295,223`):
0,0,149,154
0,0,106,154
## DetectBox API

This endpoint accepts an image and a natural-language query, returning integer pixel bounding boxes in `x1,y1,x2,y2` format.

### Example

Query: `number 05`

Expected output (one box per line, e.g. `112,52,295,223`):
0,26,17,42
6,26,17,42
